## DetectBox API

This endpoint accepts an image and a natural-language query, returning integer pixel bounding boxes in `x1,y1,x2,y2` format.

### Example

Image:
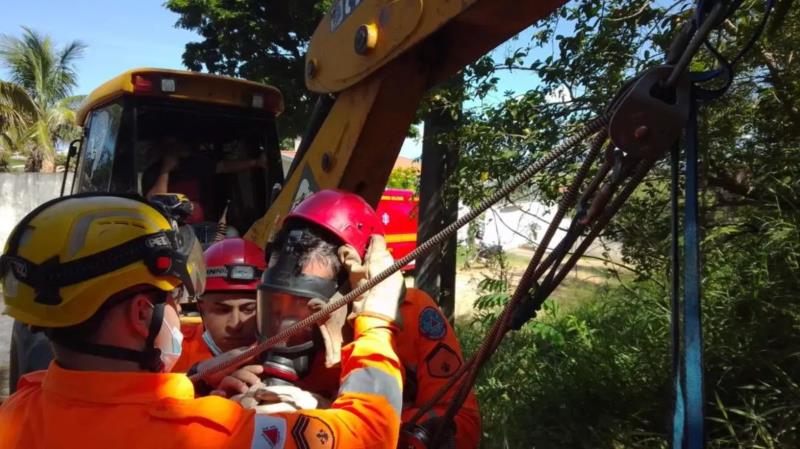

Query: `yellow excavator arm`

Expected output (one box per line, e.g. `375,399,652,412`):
245,0,568,247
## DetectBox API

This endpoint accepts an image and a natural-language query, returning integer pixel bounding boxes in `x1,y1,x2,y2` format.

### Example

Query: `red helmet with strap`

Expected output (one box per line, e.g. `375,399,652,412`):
284,189,384,257
204,238,265,292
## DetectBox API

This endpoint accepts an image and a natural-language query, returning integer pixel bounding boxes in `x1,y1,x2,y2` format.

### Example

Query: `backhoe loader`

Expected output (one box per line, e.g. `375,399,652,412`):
8,0,569,393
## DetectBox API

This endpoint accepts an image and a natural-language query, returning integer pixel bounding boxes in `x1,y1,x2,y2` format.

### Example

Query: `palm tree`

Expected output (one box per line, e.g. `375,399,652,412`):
0,27,85,172
0,80,36,170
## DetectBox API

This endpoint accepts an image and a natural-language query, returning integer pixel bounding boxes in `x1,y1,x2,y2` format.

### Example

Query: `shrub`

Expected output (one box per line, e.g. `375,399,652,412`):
460,231,800,448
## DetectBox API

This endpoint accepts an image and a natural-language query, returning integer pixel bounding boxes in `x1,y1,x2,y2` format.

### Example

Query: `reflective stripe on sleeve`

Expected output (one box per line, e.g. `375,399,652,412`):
339,366,402,416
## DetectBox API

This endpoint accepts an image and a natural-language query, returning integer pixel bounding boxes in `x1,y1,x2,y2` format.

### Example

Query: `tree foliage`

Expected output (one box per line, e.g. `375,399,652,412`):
451,0,797,274
453,0,800,446
166,0,333,137
0,27,85,172
386,166,420,191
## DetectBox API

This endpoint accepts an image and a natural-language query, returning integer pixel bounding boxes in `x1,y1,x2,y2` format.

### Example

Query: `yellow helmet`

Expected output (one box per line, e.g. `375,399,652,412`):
1,194,206,328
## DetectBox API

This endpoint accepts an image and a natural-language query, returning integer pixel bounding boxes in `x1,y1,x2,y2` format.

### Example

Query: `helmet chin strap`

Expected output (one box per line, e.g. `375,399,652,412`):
53,301,167,373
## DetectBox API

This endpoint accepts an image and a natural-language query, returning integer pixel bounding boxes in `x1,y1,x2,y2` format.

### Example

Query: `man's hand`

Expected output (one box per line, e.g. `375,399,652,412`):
212,364,266,396
254,153,268,169
339,235,403,326
160,152,181,174
193,347,253,390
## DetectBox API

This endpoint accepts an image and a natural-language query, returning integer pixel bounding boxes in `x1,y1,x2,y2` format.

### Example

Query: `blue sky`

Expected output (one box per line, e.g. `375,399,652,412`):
0,0,199,95
1,0,541,159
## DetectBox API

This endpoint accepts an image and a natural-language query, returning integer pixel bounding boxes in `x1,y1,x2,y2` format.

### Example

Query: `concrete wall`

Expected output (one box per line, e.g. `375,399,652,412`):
0,173,62,251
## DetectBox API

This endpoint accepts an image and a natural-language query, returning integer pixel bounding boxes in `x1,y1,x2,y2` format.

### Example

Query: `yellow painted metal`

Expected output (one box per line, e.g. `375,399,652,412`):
179,315,203,325
306,0,568,93
77,68,284,124
245,53,428,247
248,0,568,246
384,233,417,244
306,0,423,92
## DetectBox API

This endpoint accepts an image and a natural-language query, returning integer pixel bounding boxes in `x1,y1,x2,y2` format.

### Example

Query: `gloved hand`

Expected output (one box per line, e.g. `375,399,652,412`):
309,295,347,368
232,383,331,414
338,235,403,327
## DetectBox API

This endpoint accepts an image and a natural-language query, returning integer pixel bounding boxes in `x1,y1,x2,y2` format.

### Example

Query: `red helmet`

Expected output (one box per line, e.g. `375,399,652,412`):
204,238,266,292
285,189,384,257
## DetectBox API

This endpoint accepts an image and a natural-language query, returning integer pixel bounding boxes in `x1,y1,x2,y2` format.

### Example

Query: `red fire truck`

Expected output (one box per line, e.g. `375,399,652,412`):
377,188,419,271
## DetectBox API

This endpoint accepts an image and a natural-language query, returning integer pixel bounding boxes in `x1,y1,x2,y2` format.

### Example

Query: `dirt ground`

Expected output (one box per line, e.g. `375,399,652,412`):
429,247,623,320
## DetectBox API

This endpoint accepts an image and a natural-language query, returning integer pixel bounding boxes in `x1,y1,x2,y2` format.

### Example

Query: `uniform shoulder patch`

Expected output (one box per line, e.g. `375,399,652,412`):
292,414,335,449
252,414,288,449
425,343,462,378
419,306,447,340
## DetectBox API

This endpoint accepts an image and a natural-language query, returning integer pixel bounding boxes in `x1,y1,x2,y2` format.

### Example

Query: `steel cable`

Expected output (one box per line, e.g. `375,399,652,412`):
430,132,611,440
409,130,608,427
428,157,655,447
190,115,610,382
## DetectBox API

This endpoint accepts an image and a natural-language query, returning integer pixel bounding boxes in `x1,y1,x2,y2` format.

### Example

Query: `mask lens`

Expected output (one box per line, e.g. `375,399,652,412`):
257,290,314,346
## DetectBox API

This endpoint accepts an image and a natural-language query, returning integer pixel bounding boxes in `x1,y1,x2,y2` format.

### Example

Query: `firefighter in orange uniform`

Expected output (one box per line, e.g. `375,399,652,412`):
172,238,264,373
218,190,481,449
0,194,405,449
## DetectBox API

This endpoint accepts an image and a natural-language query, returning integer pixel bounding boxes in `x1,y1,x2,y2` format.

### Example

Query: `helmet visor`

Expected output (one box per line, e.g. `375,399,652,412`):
170,225,206,297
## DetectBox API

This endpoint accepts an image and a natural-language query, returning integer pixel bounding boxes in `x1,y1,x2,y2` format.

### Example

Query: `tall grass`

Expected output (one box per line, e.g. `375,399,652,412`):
459,221,800,448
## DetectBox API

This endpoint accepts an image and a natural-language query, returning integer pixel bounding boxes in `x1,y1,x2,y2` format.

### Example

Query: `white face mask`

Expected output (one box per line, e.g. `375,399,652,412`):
159,318,184,372
202,330,224,357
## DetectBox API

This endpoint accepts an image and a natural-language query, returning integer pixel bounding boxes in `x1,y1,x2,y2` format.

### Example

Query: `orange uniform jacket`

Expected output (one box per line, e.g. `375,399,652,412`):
303,288,481,449
0,317,402,449
396,289,481,449
172,322,214,373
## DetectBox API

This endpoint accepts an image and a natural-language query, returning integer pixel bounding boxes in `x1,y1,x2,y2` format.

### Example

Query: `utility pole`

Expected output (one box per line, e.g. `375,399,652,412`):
416,74,463,321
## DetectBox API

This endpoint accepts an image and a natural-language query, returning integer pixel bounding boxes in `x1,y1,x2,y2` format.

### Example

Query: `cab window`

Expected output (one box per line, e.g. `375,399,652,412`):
76,103,123,192
134,100,282,245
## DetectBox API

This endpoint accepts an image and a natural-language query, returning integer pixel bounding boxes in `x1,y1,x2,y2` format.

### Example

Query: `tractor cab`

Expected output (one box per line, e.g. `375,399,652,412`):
8,69,286,394
65,68,285,246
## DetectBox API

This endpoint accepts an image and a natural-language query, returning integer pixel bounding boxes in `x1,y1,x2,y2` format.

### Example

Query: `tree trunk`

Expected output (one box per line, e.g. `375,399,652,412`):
25,152,43,172
40,152,55,173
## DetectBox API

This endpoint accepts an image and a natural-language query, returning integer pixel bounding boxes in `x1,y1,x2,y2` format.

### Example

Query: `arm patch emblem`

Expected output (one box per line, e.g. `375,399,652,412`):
419,307,447,340
292,414,335,449
251,415,287,449
425,343,462,378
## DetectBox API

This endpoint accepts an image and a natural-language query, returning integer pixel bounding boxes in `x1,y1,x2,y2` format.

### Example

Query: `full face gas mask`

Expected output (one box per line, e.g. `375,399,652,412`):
257,229,343,385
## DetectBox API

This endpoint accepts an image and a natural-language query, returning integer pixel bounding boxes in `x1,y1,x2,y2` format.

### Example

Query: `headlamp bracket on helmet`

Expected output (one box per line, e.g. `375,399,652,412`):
207,264,264,282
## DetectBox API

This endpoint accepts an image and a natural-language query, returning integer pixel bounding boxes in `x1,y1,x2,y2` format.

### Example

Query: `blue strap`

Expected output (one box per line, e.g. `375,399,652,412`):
671,91,705,449
670,143,685,447
682,91,705,449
